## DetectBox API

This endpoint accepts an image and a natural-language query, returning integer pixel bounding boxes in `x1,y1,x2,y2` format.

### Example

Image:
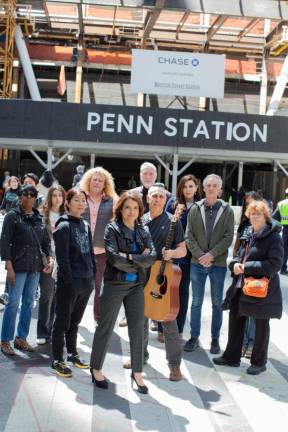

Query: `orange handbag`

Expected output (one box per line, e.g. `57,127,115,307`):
242,277,269,298
241,243,269,298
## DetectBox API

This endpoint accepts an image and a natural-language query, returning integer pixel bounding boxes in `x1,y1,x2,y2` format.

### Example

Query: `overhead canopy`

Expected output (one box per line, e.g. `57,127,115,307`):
13,0,288,56
1,99,288,163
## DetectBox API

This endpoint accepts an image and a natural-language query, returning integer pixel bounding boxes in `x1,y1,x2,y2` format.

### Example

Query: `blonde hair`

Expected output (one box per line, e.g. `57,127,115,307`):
80,167,117,199
245,200,270,222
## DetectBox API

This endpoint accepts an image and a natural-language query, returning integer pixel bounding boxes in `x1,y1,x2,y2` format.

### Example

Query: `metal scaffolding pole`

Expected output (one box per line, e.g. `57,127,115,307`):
266,56,288,116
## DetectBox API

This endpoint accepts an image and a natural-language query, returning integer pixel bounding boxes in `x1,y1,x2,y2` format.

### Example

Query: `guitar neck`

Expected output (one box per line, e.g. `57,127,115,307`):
159,221,177,273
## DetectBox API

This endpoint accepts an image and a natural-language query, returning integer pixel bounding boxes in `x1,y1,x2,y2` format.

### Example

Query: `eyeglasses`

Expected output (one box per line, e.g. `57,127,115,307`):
22,192,36,198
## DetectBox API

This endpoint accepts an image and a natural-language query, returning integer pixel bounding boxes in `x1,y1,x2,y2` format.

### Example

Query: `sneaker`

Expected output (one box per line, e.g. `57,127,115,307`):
244,345,253,359
36,338,48,345
157,332,165,343
246,364,266,375
210,338,221,354
183,337,199,352
119,316,127,327
0,293,9,306
169,366,182,381
67,354,89,369
150,320,158,332
52,361,73,377
14,337,34,352
1,341,15,356
213,356,240,367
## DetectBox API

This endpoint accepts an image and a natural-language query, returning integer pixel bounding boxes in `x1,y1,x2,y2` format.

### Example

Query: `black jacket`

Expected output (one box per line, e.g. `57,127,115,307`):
0,205,51,272
53,214,96,283
104,220,156,284
227,219,283,319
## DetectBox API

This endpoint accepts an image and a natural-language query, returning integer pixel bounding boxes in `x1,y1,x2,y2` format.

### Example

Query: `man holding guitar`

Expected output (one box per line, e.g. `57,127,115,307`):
143,184,186,381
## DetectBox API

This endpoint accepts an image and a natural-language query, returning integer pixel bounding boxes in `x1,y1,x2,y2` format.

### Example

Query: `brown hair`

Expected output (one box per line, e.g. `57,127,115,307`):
7,176,21,189
245,200,270,222
172,174,201,208
113,191,144,224
65,188,87,212
42,185,66,226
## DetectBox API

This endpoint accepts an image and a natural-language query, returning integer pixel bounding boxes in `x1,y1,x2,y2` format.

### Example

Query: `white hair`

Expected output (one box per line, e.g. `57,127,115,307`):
203,174,223,188
140,162,157,172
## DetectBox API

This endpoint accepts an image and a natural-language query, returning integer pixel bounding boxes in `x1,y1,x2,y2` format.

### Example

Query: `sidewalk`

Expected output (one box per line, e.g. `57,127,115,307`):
0,264,288,432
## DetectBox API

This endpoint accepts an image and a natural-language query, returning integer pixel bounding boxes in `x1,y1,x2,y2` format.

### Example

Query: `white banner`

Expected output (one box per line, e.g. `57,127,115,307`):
130,49,225,98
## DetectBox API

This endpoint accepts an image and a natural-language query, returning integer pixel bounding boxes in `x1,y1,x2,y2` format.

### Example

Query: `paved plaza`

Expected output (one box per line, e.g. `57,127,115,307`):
0,233,288,432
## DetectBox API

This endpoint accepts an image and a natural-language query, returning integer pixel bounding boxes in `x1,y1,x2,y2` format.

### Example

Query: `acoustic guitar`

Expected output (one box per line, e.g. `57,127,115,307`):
144,205,185,322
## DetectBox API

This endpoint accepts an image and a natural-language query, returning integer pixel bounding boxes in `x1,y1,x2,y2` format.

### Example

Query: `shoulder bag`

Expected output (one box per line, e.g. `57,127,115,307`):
242,244,269,298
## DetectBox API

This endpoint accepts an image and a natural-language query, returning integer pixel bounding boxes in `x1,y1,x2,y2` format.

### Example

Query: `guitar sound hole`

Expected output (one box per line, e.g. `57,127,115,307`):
156,273,164,285
159,276,167,295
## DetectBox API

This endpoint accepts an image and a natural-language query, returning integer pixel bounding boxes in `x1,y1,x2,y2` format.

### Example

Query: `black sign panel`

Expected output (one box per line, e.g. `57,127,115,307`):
0,100,287,153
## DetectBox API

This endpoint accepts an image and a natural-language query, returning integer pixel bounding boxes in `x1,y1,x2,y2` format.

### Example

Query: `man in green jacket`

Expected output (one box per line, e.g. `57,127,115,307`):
184,174,234,354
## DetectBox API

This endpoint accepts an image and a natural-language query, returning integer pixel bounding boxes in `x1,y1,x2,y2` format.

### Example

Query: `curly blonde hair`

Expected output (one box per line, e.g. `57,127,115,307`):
79,167,117,199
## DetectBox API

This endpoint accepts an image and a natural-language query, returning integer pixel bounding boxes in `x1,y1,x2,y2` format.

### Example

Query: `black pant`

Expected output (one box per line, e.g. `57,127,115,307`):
37,273,55,339
223,290,270,367
176,262,191,334
90,281,144,373
52,277,93,361
282,227,288,271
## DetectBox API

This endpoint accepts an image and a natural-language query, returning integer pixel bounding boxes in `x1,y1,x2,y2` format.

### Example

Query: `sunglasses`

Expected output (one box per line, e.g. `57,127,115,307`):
22,191,37,198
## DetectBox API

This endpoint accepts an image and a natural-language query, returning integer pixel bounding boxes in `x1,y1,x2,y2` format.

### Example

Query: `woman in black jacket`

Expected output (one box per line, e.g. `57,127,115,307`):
213,200,283,375
90,191,156,393
0,184,52,355
52,188,96,378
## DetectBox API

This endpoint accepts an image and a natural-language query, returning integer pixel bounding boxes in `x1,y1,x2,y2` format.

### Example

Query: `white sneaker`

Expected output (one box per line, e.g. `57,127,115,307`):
37,338,48,345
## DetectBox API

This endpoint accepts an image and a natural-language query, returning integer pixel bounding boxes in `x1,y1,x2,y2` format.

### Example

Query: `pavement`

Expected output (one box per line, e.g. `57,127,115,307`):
0,221,288,432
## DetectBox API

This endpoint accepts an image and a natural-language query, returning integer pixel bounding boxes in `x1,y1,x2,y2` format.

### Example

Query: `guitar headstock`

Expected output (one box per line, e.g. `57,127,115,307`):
172,204,185,222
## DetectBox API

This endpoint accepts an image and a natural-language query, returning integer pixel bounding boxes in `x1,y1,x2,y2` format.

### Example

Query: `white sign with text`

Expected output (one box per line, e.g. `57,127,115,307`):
130,50,225,98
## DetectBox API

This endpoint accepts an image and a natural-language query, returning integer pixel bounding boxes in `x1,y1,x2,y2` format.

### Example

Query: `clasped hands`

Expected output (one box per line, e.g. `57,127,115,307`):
198,252,214,267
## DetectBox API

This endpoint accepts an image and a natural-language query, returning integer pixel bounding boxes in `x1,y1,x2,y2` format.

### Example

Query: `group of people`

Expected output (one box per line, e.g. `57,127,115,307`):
0,161,285,396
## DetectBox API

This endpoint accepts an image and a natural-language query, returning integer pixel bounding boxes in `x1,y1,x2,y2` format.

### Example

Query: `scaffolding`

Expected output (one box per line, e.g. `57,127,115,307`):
0,0,16,99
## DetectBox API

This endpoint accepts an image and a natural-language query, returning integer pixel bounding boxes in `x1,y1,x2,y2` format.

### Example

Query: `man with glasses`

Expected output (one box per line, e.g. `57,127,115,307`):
0,184,52,355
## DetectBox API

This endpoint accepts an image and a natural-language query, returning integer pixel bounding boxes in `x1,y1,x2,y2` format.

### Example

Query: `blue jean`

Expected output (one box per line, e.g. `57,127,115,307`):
1,272,40,342
243,317,255,347
190,263,227,339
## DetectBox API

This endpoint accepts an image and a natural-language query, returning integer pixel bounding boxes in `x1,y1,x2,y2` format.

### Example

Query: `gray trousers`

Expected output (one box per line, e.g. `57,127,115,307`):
90,281,144,373
144,316,182,367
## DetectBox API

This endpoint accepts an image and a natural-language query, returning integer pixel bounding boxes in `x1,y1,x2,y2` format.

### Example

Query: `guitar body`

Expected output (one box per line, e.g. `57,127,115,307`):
144,260,182,322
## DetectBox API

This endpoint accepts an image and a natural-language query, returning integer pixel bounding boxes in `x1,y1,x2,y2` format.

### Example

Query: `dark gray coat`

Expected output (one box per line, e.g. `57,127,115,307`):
229,219,283,319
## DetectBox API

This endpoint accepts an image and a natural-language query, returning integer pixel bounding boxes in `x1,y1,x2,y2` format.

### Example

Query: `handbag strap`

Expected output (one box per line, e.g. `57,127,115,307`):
27,218,44,255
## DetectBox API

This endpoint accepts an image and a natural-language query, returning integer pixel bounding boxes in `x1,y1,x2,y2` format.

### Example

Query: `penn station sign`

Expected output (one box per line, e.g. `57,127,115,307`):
130,50,225,98
0,100,287,154
87,112,267,144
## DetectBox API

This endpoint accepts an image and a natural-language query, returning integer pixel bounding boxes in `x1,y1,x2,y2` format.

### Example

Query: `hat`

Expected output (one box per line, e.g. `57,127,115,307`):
19,184,38,197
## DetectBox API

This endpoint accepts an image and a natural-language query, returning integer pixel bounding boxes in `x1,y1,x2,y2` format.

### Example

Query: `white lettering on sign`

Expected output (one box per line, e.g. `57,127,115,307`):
87,112,268,144
87,112,100,131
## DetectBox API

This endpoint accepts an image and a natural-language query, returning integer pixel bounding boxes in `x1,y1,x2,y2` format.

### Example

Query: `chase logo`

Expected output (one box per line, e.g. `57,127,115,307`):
158,56,200,67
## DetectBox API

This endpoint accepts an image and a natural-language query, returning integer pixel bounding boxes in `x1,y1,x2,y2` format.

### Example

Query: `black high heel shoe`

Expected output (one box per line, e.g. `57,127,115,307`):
90,368,109,389
131,372,148,394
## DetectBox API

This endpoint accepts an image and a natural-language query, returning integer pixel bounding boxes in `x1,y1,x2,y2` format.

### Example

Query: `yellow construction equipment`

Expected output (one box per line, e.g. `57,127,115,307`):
0,0,16,99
